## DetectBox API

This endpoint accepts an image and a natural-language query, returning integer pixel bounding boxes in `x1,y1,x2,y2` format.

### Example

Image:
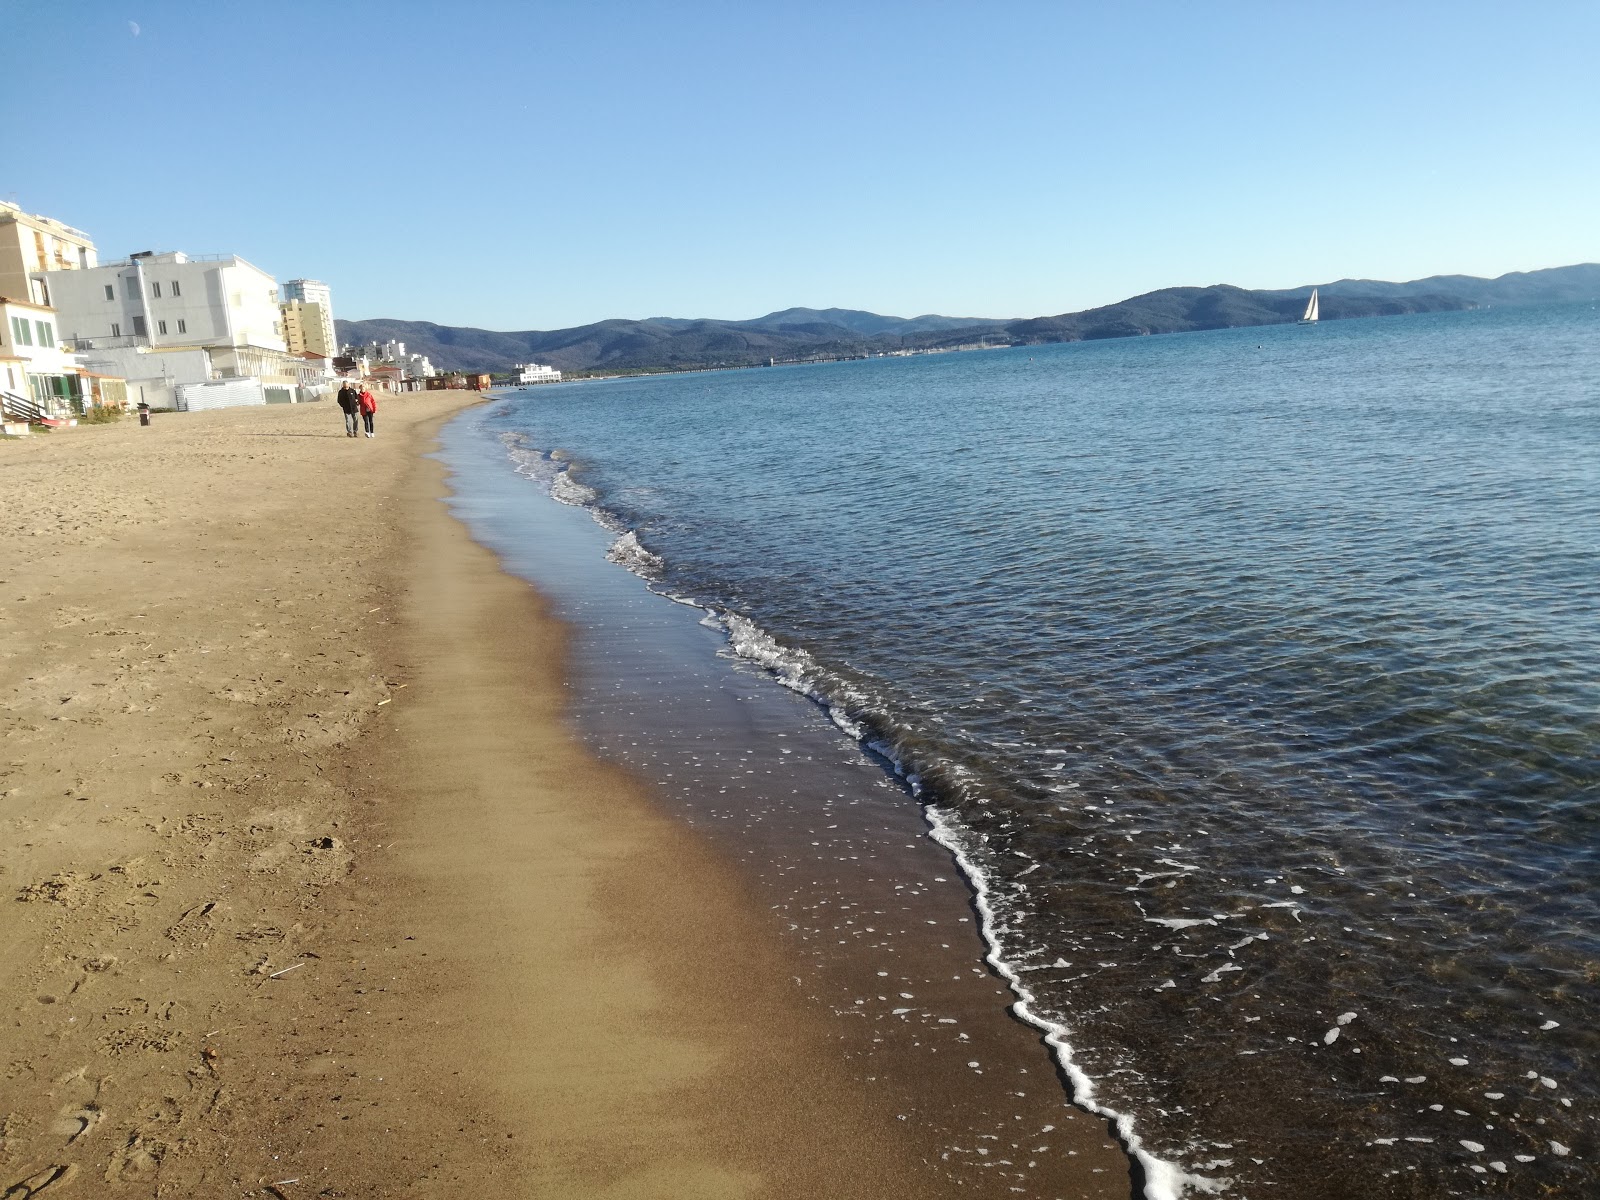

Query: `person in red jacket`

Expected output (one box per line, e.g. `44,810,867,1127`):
358,386,377,438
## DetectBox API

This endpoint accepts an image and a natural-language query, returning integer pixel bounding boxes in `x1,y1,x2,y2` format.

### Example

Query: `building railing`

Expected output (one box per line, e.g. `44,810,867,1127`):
92,252,246,269
62,335,151,352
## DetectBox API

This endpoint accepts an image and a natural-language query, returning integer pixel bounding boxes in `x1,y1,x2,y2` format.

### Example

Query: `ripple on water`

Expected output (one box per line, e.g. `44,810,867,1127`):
492,304,1599,1198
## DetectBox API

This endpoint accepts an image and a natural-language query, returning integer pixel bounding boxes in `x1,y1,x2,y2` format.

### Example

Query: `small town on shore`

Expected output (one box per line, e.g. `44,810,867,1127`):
0,200,563,435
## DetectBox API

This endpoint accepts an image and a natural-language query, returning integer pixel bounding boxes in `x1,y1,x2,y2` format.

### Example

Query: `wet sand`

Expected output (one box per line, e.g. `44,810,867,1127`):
0,396,1129,1198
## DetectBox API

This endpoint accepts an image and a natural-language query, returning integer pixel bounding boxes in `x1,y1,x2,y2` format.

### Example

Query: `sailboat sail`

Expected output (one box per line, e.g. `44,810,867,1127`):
1301,289,1320,323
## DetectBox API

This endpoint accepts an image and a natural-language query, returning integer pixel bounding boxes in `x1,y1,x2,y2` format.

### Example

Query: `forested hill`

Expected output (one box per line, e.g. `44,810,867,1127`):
336,263,1600,375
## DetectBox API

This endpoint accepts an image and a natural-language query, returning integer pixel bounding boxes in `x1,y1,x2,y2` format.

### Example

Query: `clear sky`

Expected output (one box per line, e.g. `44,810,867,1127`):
6,0,1597,330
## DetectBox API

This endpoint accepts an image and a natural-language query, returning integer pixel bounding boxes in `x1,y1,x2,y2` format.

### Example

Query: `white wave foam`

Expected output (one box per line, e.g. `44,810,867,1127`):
719,611,870,740
498,432,639,547
551,470,597,507
924,804,1227,1200
606,530,664,577
498,432,555,482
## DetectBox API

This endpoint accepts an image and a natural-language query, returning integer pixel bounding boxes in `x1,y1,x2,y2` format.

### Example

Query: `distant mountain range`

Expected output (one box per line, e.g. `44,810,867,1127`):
336,264,1600,376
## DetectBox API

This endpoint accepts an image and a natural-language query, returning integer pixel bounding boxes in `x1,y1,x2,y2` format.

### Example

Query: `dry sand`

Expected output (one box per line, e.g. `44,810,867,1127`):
0,396,1128,1198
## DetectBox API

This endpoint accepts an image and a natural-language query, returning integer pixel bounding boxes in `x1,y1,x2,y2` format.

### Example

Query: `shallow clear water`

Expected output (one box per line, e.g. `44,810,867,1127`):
489,303,1599,1198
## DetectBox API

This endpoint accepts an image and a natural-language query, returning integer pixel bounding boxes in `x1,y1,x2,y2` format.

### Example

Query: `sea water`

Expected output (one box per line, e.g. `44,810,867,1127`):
467,302,1598,1198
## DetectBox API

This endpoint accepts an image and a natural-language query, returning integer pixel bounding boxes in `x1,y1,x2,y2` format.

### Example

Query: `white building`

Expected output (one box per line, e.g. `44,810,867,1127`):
0,298,79,416
34,251,303,408
350,338,435,380
514,362,562,385
38,251,286,352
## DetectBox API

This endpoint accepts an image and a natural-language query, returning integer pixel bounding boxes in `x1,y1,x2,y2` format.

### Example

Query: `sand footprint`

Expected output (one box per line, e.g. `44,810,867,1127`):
52,1107,101,1147
105,1133,162,1183
3,1164,80,1198
46,1070,107,1150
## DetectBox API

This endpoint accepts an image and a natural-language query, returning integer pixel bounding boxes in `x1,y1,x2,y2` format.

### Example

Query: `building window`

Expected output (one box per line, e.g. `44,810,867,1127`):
177,319,186,334
158,320,168,335
132,315,147,337
171,280,181,296
151,281,161,298
111,322,121,337
104,284,115,301
11,316,32,346
36,321,54,347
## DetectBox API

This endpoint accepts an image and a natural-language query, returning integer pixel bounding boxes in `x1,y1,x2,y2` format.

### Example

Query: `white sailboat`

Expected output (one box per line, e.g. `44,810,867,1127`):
1299,288,1320,324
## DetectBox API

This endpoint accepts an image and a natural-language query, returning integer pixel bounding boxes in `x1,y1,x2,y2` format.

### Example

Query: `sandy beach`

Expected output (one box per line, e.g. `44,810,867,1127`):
0,395,1128,1199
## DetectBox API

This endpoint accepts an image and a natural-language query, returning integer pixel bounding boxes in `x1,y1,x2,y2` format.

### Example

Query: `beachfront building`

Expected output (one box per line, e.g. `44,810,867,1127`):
0,204,102,419
37,251,309,409
281,279,337,368
281,298,336,360
515,362,562,385
40,251,286,352
0,201,98,305
0,297,94,418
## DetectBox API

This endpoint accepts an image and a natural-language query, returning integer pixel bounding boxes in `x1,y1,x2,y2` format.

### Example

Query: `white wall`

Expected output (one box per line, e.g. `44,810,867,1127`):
178,377,265,411
217,261,285,350
75,345,213,409
38,263,145,344
139,256,230,346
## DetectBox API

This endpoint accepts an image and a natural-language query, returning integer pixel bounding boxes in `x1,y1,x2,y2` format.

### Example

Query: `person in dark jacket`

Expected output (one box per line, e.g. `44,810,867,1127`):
336,382,360,437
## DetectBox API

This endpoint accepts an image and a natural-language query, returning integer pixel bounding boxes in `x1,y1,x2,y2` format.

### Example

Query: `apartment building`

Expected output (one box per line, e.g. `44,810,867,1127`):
37,251,300,408
0,201,97,304
282,279,337,360
0,203,135,419
41,252,286,352
281,297,335,358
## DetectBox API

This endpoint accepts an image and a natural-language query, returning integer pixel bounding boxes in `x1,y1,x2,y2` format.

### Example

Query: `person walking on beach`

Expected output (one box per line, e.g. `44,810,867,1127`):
358,385,378,438
337,381,360,437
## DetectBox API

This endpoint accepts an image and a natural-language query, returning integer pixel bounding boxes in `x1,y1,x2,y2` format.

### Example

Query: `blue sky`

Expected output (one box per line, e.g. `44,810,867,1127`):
6,1,1597,330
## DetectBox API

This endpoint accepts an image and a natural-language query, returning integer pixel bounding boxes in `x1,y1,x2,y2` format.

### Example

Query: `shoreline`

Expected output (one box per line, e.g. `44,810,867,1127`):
0,397,1129,1198
436,405,1135,1195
